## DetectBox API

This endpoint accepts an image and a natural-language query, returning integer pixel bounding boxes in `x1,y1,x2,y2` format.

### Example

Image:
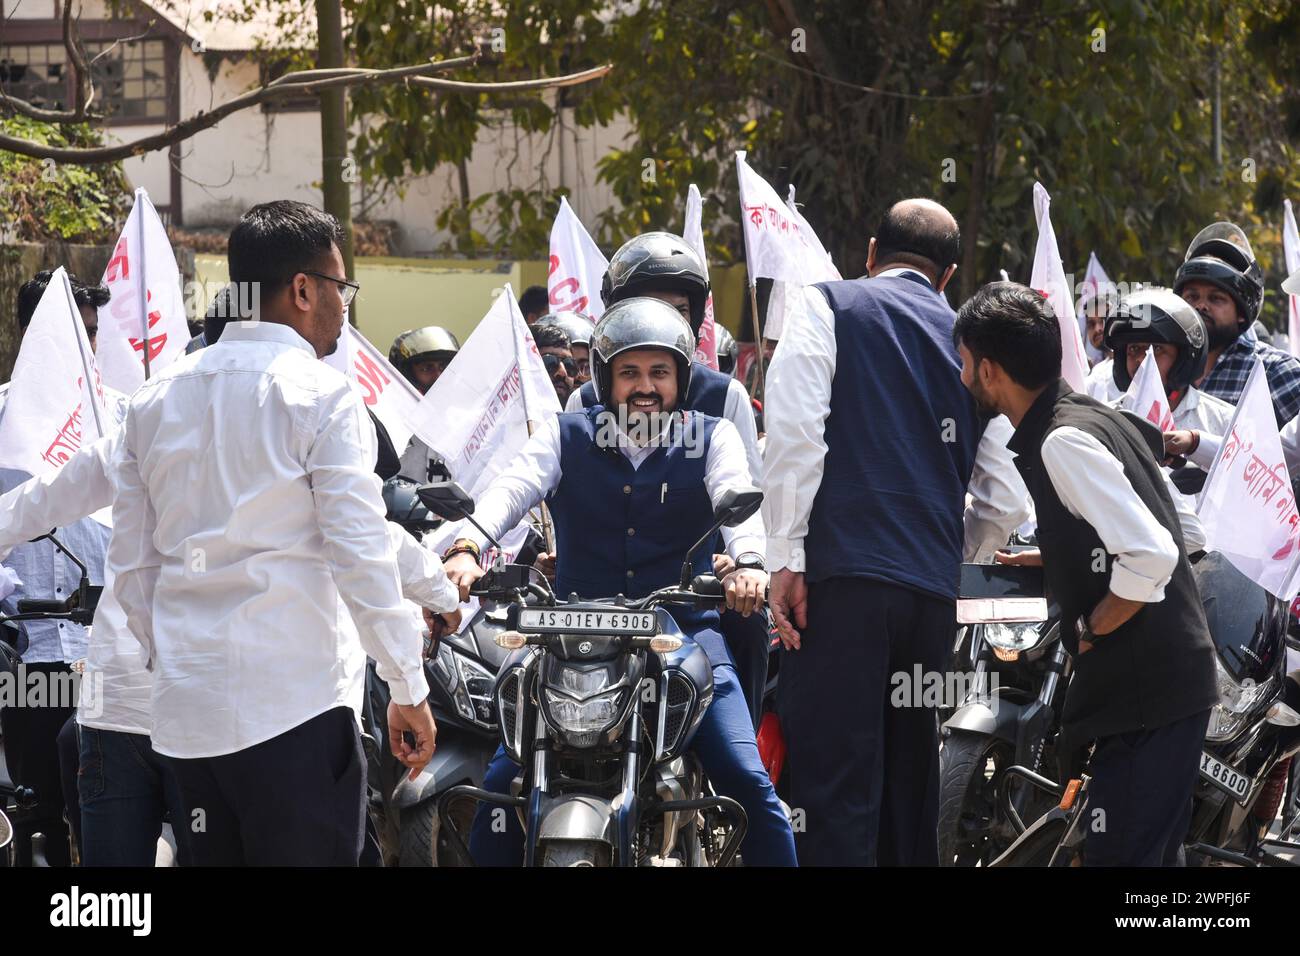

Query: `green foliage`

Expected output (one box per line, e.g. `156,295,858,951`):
0,116,131,243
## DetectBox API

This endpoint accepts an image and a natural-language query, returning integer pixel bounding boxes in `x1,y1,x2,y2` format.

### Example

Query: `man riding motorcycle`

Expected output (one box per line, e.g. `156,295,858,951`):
444,296,797,866
391,326,460,482
534,311,596,385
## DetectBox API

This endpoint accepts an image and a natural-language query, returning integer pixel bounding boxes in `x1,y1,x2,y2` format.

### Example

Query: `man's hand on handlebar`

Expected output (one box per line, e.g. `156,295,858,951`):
443,551,486,601
722,568,767,618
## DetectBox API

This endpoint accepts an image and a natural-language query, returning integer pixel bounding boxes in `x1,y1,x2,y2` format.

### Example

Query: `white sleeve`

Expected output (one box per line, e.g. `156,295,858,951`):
760,286,836,572
305,384,428,706
705,418,765,559
1039,426,1179,603
1188,430,1222,472
722,378,763,483
1163,471,1207,553
107,416,162,671
963,415,1031,562
564,388,585,413
463,414,563,549
0,432,118,563
388,522,461,612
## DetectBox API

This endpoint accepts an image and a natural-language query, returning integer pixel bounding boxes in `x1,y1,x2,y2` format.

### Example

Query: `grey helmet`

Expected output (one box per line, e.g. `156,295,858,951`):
590,297,695,406
1173,221,1264,326
714,325,738,375
1105,287,1208,399
388,326,460,385
534,311,596,347
601,232,710,336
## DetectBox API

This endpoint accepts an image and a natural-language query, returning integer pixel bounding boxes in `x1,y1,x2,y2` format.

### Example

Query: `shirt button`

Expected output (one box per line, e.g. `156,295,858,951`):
623,485,632,494
626,570,635,578
627,528,635,536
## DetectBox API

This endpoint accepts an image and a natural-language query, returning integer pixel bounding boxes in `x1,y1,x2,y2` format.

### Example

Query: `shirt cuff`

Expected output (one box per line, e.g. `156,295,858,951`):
1108,560,1170,604
426,577,462,614
386,669,431,708
766,536,805,573
726,533,766,563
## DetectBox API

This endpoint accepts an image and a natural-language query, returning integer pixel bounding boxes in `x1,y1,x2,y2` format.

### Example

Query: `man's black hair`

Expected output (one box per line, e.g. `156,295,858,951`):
953,282,1062,389
519,285,550,318
531,323,570,351
17,270,111,331
227,200,345,295
874,201,960,275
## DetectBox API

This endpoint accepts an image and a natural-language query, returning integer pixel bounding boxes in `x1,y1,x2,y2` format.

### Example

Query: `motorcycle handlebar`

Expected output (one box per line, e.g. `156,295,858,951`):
16,599,68,614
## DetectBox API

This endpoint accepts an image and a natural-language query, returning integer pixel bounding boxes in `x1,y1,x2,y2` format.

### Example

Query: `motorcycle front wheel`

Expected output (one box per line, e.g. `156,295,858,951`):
937,731,1015,866
540,840,611,867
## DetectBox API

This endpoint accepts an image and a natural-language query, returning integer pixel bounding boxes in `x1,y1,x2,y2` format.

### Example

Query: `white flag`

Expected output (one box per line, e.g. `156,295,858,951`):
1076,251,1114,365
418,286,560,559
97,188,190,394
1030,182,1090,392
735,152,840,287
1199,358,1300,600
0,268,110,479
322,321,440,456
683,184,719,369
548,196,606,318
1283,199,1300,359
1121,347,1174,432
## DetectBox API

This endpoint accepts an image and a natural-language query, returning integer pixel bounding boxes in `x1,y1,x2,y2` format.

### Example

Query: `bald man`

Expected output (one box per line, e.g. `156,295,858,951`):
762,199,1027,865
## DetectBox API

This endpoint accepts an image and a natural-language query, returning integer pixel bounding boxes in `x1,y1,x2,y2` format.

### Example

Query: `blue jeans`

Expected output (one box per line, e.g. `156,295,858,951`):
78,726,191,866
469,659,797,866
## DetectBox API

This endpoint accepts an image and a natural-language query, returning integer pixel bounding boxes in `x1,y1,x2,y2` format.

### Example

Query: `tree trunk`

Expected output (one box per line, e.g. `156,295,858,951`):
316,0,357,324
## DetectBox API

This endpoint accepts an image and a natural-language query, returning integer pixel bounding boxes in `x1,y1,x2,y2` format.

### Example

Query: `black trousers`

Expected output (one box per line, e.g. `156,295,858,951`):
0,662,76,866
1084,708,1211,866
777,577,954,866
722,608,770,731
164,706,365,866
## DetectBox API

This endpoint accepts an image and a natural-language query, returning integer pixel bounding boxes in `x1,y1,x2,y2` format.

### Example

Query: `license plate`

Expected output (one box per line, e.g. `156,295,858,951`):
517,607,657,636
1199,751,1253,805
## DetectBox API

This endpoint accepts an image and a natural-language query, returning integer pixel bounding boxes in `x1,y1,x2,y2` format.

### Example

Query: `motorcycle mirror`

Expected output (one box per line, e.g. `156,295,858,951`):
417,480,476,520
712,488,763,528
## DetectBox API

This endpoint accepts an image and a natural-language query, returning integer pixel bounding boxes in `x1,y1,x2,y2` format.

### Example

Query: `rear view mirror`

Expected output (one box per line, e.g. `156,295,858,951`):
713,488,763,528
418,481,475,521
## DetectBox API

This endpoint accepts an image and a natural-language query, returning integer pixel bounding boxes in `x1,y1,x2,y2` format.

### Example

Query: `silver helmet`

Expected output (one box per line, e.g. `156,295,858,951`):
590,297,695,406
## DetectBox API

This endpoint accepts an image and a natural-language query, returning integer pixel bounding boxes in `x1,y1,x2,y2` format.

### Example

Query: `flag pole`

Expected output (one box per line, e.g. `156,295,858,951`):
62,271,104,439
136,189,152,379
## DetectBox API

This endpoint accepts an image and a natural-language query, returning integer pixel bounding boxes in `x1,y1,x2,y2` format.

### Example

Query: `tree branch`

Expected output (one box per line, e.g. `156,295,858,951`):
62,0,93,118
0,60,613,164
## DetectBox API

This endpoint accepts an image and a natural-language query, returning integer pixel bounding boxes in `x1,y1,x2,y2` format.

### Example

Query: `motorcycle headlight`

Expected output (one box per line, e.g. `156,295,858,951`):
543,688,624,734
432,643,496,727
982,622,1042,652
1206,654,1273,741
540,663,633,746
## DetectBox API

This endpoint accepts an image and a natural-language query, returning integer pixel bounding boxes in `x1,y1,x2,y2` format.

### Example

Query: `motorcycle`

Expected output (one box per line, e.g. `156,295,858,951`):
422,479,761,867
938,560,1069,866
990,551,1300,866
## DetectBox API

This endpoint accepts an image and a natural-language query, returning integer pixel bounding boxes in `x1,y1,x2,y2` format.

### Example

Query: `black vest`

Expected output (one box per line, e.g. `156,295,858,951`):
1007,380,1218,747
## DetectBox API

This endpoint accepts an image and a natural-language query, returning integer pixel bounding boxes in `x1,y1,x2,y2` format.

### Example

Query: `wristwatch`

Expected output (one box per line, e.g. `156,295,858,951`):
1075,613,1105,647
735,552,766,573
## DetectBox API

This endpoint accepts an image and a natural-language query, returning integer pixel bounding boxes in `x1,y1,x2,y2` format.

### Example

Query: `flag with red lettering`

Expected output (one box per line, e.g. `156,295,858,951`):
1199,358,1300,599
1076,251,1114,365
418,286,559,559
1030,182,1090,392
97,188,189,394
323,321,437,456
1284,199,1300,358
1121,346,1174,432
683,184,718,369
548,196,606,318
0,268,110,479
735,152,840,287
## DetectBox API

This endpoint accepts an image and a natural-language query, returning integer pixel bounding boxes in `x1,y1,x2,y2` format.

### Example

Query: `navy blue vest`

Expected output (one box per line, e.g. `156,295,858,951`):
579,361,730,418
548,407,726,662
805,275,984,600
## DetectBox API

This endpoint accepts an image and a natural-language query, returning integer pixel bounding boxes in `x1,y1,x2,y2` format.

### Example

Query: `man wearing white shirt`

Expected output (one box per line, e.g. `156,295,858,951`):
955,281,1217,866
445,298,796,866
762,199,1028,866
108,201,440,866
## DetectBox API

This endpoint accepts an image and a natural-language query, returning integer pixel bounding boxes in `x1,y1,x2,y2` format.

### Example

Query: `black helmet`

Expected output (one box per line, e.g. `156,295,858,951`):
382,477,440,537
534,311,595,347
715,325,737,375
601,232,710,337
1173,221,1264,326
590,297,695,406
388,326,460,384
1105,287,1209,397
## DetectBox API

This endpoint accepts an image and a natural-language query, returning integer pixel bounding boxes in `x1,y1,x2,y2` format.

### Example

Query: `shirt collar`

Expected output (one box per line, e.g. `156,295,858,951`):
218,321,318,356
1007,378,1074,457
876,266,933,287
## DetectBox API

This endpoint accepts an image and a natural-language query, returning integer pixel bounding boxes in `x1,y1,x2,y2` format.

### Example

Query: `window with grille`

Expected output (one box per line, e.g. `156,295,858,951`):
0,38,168,121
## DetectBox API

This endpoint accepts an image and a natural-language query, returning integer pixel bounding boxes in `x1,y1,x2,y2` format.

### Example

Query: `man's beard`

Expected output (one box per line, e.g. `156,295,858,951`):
968,378,1000,420
1203,312,1240,350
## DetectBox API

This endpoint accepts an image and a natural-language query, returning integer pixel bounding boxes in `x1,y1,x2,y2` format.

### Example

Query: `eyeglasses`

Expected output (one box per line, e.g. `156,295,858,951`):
304,271,360,309
543,353,578,377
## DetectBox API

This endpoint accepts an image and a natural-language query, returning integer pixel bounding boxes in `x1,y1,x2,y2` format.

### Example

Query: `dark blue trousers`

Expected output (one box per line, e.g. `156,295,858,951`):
469,656,796,866
722,609,770,730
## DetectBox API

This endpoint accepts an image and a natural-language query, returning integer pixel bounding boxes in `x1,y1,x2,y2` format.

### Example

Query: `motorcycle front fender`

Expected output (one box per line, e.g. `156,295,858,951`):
536,794,616,845
390,731,493,811
943,695,1030,745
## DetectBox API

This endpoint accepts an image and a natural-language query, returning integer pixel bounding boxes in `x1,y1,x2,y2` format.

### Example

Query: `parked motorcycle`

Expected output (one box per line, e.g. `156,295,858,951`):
422,480,761,867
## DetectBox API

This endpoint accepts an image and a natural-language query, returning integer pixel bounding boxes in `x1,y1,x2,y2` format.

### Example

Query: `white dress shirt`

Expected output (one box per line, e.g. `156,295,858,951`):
1085,358,1123,403
1040,426,1181,602
761,279,1030,573
464,411,764,560
108,321,431,759
566,374,763,484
